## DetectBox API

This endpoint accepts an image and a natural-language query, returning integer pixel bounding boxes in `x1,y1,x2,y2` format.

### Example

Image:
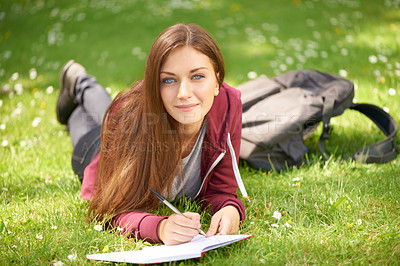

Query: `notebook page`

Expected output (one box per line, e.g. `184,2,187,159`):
87,234,252,264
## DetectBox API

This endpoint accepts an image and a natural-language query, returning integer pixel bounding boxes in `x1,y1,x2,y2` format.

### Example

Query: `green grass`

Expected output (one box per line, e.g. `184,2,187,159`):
1,0,400,264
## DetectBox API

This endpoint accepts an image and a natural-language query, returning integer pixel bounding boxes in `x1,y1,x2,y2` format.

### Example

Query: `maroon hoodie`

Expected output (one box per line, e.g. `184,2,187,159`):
81,82,245,243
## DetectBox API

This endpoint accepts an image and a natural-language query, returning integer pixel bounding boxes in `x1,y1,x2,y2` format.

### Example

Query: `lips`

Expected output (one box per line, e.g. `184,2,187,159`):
175,103,199,112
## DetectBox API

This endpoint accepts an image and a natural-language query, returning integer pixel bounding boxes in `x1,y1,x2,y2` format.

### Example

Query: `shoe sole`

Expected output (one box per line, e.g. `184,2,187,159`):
60,59,75,95
56,60,76,124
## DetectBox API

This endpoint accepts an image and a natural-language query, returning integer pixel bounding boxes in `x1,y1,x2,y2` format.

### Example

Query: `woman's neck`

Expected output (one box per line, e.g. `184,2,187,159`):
179,119,204,158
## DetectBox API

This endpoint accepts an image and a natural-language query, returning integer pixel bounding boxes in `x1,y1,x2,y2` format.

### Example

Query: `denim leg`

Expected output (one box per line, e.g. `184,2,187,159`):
71,125,102,182
68,106,100,147
68,73,112,181
74,73,112,126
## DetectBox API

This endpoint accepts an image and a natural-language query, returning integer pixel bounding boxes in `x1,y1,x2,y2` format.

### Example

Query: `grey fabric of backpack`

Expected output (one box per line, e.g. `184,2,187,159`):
238,70,399,171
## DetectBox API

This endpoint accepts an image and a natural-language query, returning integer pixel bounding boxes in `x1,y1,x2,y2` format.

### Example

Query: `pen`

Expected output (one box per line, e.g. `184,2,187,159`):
150,188,207,237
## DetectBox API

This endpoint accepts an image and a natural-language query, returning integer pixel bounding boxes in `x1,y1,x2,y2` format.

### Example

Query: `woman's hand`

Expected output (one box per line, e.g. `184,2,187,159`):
206,205,240,237
157,212,201,245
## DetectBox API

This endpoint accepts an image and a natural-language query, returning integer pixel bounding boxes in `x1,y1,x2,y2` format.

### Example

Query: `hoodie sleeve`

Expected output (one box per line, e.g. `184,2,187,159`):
81,154,167,243
197,85,245,221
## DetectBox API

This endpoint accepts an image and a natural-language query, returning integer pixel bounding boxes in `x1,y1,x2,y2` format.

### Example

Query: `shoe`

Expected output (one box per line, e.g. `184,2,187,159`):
56,60,86,125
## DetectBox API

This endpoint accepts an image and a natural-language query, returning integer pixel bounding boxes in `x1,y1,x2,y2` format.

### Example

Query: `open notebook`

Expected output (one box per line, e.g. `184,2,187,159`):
87,234,252,264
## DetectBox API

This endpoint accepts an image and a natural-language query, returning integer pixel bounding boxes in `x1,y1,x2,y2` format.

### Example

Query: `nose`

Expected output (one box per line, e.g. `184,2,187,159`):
177,80,192,99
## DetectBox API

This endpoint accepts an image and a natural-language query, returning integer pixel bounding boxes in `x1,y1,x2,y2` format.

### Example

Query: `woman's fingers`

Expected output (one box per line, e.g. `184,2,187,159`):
158,212,201,245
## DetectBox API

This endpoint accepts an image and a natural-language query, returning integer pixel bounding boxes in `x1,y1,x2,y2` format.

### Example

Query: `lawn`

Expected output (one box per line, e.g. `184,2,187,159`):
1,0,400,264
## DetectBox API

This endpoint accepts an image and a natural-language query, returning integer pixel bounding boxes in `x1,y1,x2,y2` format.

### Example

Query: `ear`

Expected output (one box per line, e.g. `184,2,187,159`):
214,73,220,96
214,84,220,96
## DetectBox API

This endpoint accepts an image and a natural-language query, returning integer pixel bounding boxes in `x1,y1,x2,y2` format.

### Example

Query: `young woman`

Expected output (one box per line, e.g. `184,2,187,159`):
56,24,245,245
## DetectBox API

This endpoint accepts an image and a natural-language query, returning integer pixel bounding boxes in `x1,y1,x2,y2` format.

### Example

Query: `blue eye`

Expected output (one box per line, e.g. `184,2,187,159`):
192,74,204,80
161,78,175,84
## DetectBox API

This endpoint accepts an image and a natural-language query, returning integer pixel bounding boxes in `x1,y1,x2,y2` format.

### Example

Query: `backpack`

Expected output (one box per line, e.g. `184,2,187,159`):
238,70,399,172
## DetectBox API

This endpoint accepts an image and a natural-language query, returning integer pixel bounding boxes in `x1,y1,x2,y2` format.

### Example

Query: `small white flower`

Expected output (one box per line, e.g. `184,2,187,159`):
46,86,54,94
67,254,77,261
10,72,19,81
357,219,362,225
284,222,292,228
36,234,43,240
117,227,124,232
247,71,258,80
11,245,17,249
32,117,41,128
272,211,282,220
339,69,348,77
53,261,64,266
14,83,23,95
383,106,389,113
51,225,57,230
271,223,279,228
388,88,396,96
2,187,8,191
94,225,102,231
0,124,5,130
292,177,300,182
2,140,8,147
29,68,37,80
369,55,378,64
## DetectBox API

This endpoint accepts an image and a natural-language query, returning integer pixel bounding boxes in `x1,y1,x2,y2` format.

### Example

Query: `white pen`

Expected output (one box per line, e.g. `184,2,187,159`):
150,188,207,237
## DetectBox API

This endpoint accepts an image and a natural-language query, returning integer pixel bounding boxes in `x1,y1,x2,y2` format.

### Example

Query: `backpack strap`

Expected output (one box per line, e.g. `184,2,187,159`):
349,103,398,163
318,102,399,163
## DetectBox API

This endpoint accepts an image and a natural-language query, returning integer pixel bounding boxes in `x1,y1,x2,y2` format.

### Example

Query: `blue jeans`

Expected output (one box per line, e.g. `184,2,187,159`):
69,74,112,182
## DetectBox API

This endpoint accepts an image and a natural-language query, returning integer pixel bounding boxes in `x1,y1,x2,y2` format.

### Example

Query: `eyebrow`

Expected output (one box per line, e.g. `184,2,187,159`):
160,67,209,75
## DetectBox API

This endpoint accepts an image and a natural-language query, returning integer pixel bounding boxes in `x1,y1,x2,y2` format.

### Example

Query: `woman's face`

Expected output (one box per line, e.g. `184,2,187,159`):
160,46,219,134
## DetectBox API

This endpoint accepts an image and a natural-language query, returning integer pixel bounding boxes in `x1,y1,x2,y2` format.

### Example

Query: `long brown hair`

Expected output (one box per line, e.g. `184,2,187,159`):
88,24,225,222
